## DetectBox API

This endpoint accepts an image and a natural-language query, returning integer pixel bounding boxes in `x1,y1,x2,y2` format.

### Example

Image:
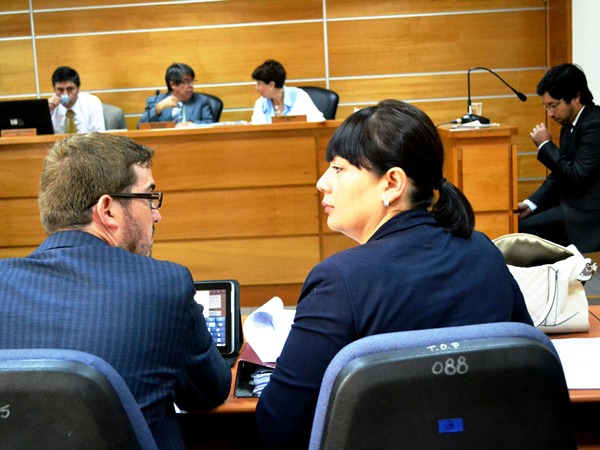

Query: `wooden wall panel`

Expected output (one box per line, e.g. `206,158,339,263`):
327,11,545,76
0,147,48,198
35,23,326,92
0,247,36,259
32,0,322,34
148,136,317,191
327,0,543,17
547,0,572,66
0,41,36,95
158,187,319,241
0,198,44,247
153,236,319,285
0,12,30,38
0,1,28,12
518,153,548,179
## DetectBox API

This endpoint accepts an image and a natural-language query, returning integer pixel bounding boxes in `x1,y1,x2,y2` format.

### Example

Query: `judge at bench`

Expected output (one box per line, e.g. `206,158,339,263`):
250,59,325,124
518,63,600,252
138,62,213,128
256,100,532,449
47,66,105,134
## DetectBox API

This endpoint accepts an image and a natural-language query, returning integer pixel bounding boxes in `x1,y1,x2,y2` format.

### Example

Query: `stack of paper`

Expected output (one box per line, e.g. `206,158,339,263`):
552,338,600,389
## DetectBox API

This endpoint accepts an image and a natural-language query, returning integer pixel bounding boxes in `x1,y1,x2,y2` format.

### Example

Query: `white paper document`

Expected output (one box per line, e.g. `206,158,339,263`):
552,338,600,389
243,297,296,363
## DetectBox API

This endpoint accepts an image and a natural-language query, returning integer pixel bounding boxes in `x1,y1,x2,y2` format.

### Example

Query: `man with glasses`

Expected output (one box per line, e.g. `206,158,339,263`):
0,133,231,449
518,63,600,252
138,62,214,128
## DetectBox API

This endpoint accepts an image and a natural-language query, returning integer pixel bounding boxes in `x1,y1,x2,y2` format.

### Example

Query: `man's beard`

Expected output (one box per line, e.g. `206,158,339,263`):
119,207,154,257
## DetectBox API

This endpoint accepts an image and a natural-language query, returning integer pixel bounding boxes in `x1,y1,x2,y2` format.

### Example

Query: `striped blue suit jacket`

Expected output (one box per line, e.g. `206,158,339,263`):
0,230,231,449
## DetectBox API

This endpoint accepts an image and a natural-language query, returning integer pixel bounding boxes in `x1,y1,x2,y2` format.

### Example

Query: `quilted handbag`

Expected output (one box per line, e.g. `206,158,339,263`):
493,233,597,333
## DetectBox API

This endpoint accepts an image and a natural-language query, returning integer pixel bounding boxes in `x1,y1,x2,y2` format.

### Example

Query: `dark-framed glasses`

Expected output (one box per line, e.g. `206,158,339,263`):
110,191,163,210
542,99,564,111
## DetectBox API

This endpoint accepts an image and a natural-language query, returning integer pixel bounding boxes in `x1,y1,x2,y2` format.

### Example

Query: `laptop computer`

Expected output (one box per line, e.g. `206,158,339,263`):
193,280,242,365
0,99,54,135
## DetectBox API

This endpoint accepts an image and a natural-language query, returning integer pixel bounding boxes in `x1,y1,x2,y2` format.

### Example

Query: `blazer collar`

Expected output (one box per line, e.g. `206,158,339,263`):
36,230,109,253
368,209,437,242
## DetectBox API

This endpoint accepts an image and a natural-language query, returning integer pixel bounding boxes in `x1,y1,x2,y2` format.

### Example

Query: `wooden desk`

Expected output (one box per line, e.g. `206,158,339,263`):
438,124,518,239
181,310,600,448
200,306,600,416
199,346,258,415
551,304,600,403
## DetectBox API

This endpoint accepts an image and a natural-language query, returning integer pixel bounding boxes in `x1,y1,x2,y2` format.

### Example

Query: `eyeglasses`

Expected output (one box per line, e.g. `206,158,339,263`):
542,99,564,111
110,191,163,210
179,78,196,86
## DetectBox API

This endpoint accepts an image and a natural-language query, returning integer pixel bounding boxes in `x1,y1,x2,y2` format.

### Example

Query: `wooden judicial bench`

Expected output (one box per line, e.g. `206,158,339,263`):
1,122,519,308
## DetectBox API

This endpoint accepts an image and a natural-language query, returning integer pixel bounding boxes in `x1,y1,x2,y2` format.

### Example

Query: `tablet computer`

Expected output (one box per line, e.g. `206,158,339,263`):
193,280,242,361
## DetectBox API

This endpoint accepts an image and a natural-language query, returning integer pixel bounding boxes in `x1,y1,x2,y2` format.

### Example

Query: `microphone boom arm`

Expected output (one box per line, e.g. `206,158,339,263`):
462,66,527,124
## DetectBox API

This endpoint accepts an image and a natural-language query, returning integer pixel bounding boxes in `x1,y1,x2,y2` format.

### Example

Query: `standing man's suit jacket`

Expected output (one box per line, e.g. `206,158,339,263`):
0,231,231,450
530,103,600,251
138,92,213,126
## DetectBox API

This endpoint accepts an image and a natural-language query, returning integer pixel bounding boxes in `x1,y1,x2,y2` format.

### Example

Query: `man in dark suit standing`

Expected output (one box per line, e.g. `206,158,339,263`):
518,63,600,252
0,133,231,449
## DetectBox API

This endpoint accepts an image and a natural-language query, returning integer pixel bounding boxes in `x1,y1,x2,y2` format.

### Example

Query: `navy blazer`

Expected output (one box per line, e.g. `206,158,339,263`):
256,210,532,450
138,92,213,126
530,103,600,251
0,231,231,449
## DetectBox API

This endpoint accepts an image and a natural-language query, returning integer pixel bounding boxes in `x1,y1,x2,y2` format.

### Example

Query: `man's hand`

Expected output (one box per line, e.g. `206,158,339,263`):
517,202,532,220
155,95,179,116
530,122,552,147
48,95,60,113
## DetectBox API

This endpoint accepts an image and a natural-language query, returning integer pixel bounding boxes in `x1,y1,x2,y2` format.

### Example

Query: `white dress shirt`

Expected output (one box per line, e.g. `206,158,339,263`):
51,92,105,134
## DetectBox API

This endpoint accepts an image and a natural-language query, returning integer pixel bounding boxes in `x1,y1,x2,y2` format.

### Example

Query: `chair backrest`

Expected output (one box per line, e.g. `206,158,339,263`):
102,103,127,130
309,322,576,450
0,349,158,450
299,86,339,120
202,93,223,122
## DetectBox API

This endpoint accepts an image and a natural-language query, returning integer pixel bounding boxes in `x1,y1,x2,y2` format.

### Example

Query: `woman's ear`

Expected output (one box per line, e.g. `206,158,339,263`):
383,167,408,205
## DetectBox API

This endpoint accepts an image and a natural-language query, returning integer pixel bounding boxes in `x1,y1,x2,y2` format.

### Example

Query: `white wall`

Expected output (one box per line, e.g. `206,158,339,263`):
573,0,600,99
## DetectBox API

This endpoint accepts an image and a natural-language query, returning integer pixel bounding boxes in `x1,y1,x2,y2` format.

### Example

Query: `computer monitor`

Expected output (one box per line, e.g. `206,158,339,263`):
0,99,54,135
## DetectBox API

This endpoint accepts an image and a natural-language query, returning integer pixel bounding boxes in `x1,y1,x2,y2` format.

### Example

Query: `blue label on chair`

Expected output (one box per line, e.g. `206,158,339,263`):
438,418,464,434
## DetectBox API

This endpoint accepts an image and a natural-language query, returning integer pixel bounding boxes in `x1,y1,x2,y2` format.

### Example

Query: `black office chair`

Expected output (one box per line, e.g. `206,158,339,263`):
299,86,339,120
309,322,576,450
0,348,158,450
202,93,223,122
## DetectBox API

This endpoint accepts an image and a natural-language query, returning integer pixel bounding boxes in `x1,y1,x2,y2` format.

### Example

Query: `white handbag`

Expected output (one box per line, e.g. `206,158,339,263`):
493,233,597,333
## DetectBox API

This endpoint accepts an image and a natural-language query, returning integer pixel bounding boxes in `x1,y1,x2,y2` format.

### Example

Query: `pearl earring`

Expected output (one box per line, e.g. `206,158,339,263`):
382,197,390,208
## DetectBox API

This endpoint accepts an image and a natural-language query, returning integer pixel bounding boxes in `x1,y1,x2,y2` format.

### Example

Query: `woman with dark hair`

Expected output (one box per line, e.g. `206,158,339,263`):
256,100,532,450
250,59,325,124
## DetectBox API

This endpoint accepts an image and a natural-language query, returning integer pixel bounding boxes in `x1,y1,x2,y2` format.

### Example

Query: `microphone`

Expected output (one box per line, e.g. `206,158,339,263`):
144,89,160,119
461,66,527,124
